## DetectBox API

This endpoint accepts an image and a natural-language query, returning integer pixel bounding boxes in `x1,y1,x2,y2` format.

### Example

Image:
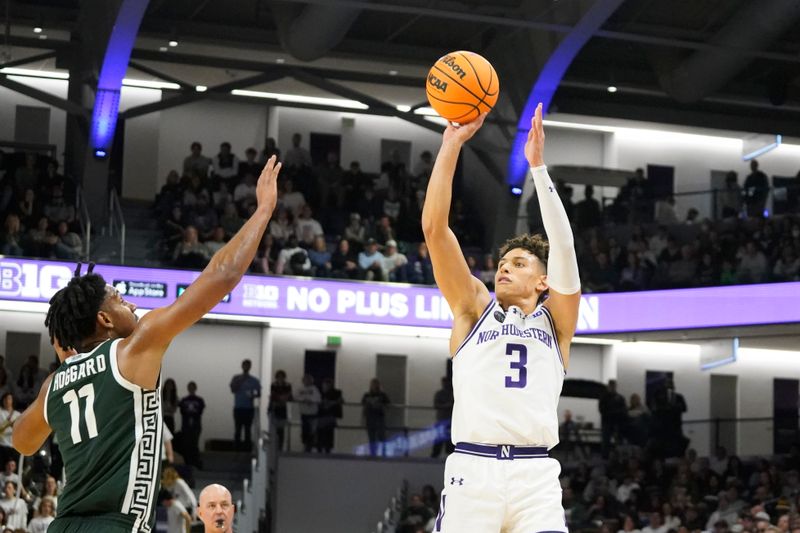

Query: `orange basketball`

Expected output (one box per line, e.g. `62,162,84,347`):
426,50,499,124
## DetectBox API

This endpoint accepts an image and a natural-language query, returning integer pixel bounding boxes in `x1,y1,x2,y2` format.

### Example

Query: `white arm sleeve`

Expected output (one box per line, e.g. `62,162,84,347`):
529,165,581,294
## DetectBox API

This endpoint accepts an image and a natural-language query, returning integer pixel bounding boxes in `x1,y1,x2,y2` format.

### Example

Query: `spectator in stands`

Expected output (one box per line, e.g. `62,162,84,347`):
0,481,26,529
331,238,359,279
205,226,227,255
344,212,366,245
162,466,197,518
268,370,293,452
183,141,212,178
373,215,396,246
599,380,627,457
42,182,75,225
431,377,454,458
737,240,768,283
16,188,39,228
558,409,582,463
296,374,321,453
156,170,182,216
707,495,737,531
618,513,641,533
342,161,369,211
172,225,210,268
648,226,669,257
400,494,434,531
576,185,602,230
317,378,343,454
0,394,18,467
159,489,192,533
182,174,209,209
382,240,408,282
651,377,687,458
626,393,649,446
189,196,218,239
585,252,617,292
696,252,720,286
198,484,235,533
668,244,698,287
268,208,294,246
212,142,240,186
284,133,313,170
654,195,679,225
178,381,205,469
413,150,434,184
358,238,386,281
308,235,332,277
720,171,742,218
720,259,738,285
362,378,390,456
0,214,23,257
295,205,324,246
275,235,311,275
219,202,244,239
28,496,55,533
383,188,402,222
642,511,669,533
685,207,700,224
230,359,261,450
744,159,770,218
279,178,306,216
250,232,273,271
52,220,81,260
317,151,344,209
14,153,38,194
210,177,233,211
260,137,281,164
162,378,178,434
24,216,55,258
356,184,384,221
238,147,260,179
773,247,800,281
406,242,434,285
233,172,257,210
619,252,646,291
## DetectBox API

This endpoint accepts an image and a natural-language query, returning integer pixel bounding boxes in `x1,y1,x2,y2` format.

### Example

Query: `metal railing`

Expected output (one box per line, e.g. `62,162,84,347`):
279,401,793,460
108,188,126,264
236,434,269,533
75,186,92,260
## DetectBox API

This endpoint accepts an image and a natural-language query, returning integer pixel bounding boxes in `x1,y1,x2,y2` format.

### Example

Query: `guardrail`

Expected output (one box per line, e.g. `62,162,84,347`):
108,188,126,264
76,186,91,260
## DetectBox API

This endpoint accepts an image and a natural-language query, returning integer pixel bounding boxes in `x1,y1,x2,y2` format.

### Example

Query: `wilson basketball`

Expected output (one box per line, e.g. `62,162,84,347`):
426,50,499,123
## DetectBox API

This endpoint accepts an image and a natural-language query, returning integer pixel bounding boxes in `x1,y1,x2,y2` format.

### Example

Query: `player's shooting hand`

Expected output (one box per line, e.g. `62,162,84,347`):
256,155,282,216
524,102,545,167
442,113,487,146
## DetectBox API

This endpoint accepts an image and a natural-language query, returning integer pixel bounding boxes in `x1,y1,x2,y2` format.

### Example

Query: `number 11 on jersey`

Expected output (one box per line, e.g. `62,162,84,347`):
63,383,99,444
505,343,528,388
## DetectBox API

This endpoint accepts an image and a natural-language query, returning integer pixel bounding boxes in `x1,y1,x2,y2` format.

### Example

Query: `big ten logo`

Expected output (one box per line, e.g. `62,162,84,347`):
0,262,72,299
241,283,280,309
286,286,330,313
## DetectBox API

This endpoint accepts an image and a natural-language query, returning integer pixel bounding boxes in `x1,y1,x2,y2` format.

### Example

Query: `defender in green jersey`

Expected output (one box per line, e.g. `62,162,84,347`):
12,156,282,532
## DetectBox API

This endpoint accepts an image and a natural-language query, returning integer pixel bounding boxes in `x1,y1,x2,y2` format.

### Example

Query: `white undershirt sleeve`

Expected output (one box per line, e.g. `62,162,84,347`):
529,165,581,294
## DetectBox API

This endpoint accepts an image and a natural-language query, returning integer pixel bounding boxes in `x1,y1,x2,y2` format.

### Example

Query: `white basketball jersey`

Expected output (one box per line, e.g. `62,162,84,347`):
451,300,565,448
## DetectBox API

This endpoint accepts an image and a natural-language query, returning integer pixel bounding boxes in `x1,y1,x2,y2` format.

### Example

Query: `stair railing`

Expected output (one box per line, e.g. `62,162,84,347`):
108,188,126,265
75,186,92,260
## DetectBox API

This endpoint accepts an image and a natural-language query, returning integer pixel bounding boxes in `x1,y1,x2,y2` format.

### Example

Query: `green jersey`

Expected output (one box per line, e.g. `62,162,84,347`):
45,339,162,532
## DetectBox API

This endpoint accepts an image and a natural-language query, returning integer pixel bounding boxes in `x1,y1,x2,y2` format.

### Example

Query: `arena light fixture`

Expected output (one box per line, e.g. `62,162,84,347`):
121,78,181,90
168,40,178,47
606,85,618,93
0,67,69,79
195,85,208,92
33,27,43,33
395,105,411,112
231,89,369,110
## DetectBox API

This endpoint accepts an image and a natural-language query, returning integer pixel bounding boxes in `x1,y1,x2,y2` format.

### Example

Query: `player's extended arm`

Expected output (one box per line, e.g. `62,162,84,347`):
12,376,53,456
422,115,491,319
525,104,581,364
119,157,282,388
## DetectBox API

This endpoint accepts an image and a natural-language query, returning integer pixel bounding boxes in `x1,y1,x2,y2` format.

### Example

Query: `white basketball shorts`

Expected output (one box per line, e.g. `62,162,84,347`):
434,443,567,533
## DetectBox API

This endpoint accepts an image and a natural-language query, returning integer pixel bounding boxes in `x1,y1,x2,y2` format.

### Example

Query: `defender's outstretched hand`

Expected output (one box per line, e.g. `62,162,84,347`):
443,113,487,146
256,155,281,214
524,103,545,167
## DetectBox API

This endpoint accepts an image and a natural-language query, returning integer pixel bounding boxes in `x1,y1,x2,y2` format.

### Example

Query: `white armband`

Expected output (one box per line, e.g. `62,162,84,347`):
530,165,581,294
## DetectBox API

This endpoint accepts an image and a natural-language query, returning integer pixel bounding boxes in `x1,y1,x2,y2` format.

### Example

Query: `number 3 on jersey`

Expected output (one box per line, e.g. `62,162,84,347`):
63,383,99,444
505,343,528,388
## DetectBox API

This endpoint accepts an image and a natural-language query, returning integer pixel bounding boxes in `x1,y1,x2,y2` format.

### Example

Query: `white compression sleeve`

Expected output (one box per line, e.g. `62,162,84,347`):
529,165,581,294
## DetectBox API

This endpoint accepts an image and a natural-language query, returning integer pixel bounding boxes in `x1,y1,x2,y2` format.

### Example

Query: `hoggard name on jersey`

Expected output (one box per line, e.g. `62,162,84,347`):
51,355,107,392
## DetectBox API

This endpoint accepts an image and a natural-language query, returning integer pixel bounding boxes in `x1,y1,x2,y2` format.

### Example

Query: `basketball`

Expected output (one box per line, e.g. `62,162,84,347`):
425,50,499,124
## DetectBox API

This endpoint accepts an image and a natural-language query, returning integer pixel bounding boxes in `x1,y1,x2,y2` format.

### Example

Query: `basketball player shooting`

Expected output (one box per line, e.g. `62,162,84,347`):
11,157,282,533
422,103,580,533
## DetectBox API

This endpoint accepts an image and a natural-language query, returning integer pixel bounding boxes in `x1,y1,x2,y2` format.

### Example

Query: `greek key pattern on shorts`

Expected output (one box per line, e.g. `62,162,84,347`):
126,390,161,532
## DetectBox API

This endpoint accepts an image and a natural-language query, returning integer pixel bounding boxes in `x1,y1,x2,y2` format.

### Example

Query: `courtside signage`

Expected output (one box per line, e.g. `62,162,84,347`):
0,258,796,333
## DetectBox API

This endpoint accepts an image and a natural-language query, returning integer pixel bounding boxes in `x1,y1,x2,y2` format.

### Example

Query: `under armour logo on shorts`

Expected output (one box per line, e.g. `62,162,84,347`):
450,477,464,485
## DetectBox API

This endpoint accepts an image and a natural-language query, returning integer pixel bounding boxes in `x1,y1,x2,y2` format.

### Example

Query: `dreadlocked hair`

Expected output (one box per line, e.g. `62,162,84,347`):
44,262,107,351
498,233,549,270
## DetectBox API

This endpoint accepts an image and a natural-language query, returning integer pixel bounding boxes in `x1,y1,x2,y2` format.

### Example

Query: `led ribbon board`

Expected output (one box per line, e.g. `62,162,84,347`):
0,258,797,334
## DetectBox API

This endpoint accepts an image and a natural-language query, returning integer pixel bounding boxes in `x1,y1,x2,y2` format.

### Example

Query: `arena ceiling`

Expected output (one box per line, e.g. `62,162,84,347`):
3,0,800,136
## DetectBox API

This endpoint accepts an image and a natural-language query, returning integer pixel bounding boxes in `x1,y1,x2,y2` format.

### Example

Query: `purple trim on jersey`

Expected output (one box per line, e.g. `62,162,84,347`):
455,442,549,460
453,299,495,357
434,494,446,531
540,306,565,373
